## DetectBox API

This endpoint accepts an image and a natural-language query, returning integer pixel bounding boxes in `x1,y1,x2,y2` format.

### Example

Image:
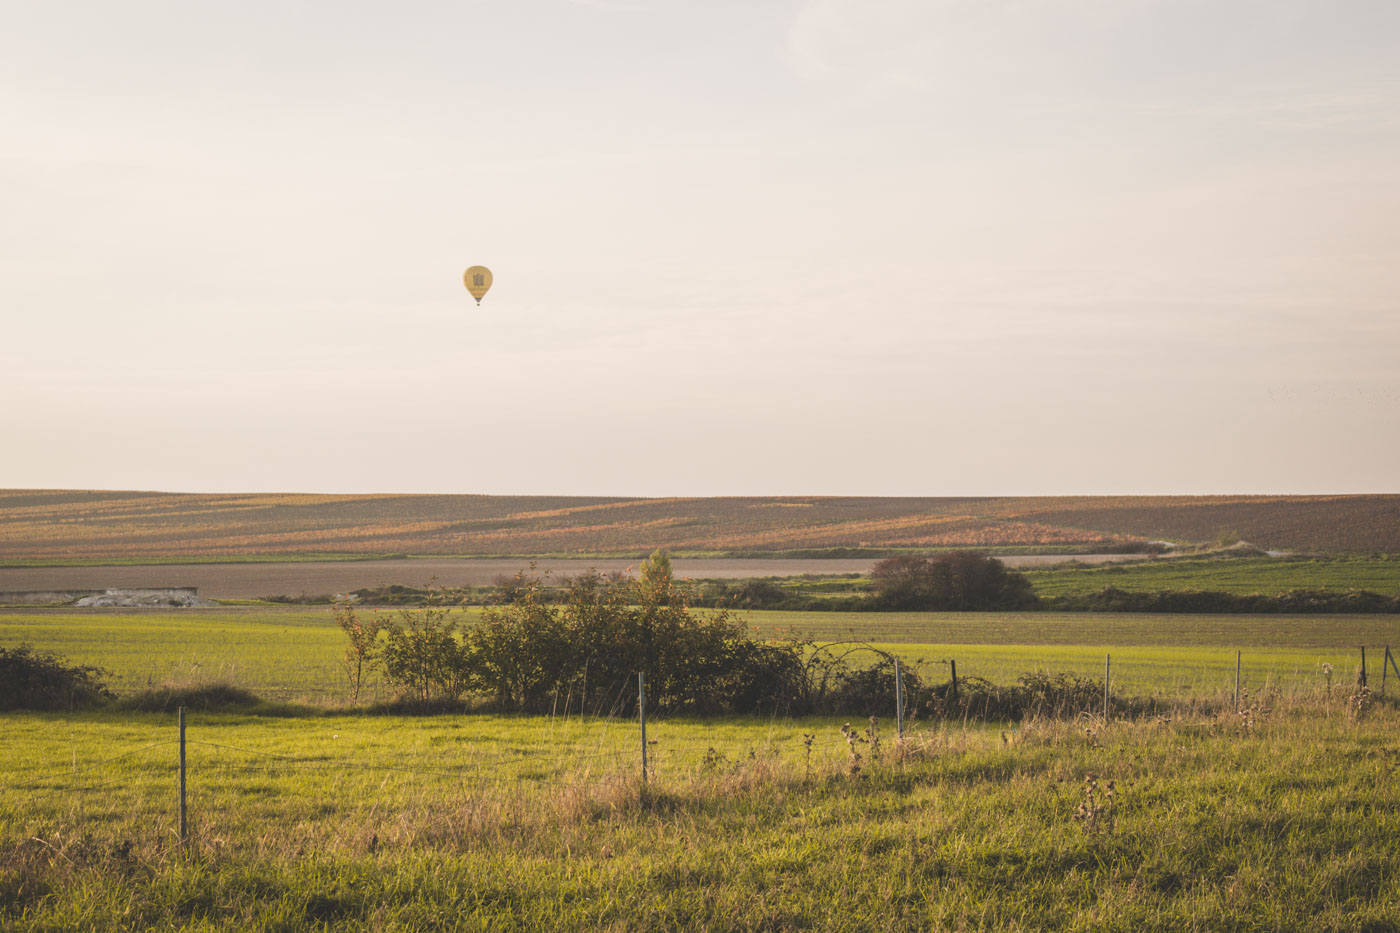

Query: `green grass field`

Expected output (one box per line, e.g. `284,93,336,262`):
683,553,1400,612
0,609,360,701
1023,554,1400,597
6,704,1400,930
8,607,1400,928
4,607,1399,703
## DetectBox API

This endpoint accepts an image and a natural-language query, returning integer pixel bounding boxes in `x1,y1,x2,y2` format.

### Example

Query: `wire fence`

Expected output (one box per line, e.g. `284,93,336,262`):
3,716,859,801
1,726,868,851
6,647,1398,840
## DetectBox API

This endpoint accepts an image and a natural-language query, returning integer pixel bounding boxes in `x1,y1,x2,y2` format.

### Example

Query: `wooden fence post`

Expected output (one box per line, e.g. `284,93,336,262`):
1360,646,1368,688
638,672,647,788
1235,650,1241,713
1103,654,1110,719
949,659,958,702
894,658,905,739
178,706,187,843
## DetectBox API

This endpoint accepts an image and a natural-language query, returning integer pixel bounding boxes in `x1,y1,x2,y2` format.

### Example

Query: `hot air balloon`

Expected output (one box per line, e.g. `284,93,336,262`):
463,265,493,305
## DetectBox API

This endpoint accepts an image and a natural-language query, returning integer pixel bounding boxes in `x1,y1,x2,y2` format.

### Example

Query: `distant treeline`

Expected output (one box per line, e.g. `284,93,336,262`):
272,584,1400,615
275,552,1038,613
691,581,1400,614
1041,587,1400,614
265,552,1400,614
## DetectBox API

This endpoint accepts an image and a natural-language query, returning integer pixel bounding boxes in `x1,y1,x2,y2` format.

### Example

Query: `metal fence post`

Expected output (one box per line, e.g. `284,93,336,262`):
949,659,958,701
1103,654,1110,719
1360,646,1368,687
638,672,647,788
894,658,905,739
1235,650,1241,713
178,706,187,843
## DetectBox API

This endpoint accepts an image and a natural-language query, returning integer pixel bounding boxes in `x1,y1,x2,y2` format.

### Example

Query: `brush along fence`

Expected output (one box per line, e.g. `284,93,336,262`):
5,645,1393,844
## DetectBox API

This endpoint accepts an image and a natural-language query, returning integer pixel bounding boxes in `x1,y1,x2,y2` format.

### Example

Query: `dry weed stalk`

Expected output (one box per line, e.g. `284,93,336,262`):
865,717,882,764
840,722,865,777
1349,684,1374,721
1073,773,1116,834
1229,689,1270,735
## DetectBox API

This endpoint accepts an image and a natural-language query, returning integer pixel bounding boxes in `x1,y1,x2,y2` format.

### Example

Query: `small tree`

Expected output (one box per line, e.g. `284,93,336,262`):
334,603,384,701
639,548,674,600
636,548,675,679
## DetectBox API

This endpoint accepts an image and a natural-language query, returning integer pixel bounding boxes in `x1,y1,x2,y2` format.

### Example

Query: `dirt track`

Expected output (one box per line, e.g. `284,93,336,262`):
0,555,1141,600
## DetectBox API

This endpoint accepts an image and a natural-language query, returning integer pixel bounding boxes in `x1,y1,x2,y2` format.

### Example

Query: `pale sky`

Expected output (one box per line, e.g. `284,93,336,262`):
3,1,1397,496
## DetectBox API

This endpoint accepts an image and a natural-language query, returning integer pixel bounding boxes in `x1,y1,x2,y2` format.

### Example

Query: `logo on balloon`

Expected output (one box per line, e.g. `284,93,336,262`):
463,266,493,305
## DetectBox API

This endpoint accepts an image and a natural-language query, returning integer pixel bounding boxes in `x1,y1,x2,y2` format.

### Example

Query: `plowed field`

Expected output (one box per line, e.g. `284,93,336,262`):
2,490,1396,562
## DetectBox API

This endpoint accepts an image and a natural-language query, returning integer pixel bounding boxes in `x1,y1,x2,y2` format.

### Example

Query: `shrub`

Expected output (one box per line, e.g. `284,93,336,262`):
869,551,1038,610
0,645,112,711
336,558,1120,721
1014,670,1103,717
722,640,811,715
468,574,575,710
114,683,268,713
824,656,924,717
690,580,847,612
469,558,791,715
912,670,1107,721
379,603,472,704
351,553,811,715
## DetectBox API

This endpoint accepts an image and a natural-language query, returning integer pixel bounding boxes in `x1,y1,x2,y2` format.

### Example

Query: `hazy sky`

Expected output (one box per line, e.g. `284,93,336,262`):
3,1,1397,496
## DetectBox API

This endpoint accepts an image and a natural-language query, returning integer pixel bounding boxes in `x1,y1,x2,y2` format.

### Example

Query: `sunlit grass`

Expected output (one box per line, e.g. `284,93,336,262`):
6,703,1400,930
1024,554,1400,597
4,607,1399,703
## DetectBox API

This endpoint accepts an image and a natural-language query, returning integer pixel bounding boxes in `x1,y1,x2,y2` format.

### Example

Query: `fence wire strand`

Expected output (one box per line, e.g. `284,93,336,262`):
187,740,633,782
3,740,179,794
3,727,871,807
210,761,632,789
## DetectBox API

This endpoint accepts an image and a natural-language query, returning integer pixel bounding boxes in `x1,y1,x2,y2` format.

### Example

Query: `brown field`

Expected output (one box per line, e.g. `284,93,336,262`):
0,491,1396,563
978,495,1400,553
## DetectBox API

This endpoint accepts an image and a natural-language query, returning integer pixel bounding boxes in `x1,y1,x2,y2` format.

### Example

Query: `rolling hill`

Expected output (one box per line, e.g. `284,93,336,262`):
0,491,1395,563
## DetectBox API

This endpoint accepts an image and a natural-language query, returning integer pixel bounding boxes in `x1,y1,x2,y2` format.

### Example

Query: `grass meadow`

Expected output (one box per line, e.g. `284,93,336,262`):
3,607,1399,703
7,606,1400,929
7,702,1400,930
1022,554,1400,598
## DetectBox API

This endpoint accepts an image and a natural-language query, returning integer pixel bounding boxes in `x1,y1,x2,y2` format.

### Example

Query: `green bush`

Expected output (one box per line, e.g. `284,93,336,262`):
468,558,786,715
823,656,924,717
339,559,1131,721
351,554,811,715
0,645,112,711
1014,670,1104,717
379,604,472,704
869,552,1038,610
913,670,1106,721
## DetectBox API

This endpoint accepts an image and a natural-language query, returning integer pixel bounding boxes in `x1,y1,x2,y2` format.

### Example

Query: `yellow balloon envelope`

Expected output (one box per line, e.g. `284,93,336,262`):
463,265,493,305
